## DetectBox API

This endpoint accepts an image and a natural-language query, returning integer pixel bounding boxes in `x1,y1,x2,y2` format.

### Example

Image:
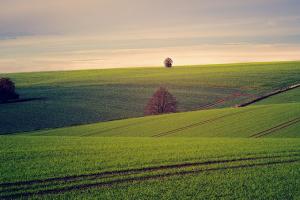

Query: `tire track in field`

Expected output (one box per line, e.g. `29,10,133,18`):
1,153,299,196
83,115,165,136
250,117,300,138
1,158,299,199
2,152,292,188
199,92,256,110
152,107,262,137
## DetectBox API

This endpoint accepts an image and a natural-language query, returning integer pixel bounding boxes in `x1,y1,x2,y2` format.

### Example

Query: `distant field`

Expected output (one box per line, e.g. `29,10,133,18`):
1,61,300,134
1,136,299,199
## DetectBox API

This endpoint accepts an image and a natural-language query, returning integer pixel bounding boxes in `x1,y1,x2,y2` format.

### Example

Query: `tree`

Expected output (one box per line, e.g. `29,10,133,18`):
0,78,19,102
164,57,173,68
145,87,177,115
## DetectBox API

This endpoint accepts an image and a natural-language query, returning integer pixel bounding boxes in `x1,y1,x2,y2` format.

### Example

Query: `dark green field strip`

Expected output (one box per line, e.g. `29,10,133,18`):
152,107,262,137
250,117,300,138
1,156,299,199
1,152,299,199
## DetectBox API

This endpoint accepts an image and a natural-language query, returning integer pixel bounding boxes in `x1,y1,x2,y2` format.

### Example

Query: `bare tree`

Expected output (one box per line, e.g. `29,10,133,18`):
164,57,173,68
0,78,19,102
145,87,177,115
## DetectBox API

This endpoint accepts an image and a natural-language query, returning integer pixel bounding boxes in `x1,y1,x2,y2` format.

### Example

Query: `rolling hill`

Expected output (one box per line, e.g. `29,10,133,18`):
1,61,300,134
22,87,300,138
1,62,300,199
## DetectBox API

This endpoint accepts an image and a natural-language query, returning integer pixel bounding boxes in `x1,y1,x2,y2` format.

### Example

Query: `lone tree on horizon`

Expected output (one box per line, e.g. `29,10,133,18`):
164,57,173,68
145,87,177,115
0,78,19,103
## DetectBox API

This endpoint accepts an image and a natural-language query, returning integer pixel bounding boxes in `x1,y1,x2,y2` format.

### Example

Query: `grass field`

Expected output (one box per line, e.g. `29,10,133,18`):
255,86,300,105
23,87,300,138
1,61,300,134
1,62,300,199
22,103,300,138
1,137,299,199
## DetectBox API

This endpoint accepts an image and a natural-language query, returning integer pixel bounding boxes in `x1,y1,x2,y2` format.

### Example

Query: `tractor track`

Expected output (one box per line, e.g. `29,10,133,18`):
250,117,300,138
1,153,299,199
1,158,299,199
152,107,262,137
199,92,256,110
2,151,291,188
82,115,165,136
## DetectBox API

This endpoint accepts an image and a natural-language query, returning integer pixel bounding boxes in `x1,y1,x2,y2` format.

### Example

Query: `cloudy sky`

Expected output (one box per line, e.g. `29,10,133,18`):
1,0,300,73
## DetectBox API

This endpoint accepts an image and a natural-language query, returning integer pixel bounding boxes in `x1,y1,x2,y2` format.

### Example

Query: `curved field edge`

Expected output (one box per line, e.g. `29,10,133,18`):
21,103,300,138
254,87,300,106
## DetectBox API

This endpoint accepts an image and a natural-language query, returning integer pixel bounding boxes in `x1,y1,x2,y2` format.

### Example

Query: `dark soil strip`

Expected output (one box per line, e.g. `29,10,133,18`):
0,97,47,105
152,107,262,137
1,152,298,189
250,117,300,138
238,83,300,107
1,159,298,199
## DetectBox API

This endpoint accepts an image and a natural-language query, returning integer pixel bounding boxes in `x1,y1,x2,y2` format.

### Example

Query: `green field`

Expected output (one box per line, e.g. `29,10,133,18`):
23,87,300,138
1,137,300,199
1,62,300,199
1,61,300,134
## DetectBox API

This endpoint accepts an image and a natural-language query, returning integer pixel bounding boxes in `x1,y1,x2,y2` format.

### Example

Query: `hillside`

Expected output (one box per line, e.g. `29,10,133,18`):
1,61,300,134
1,62,300,199
24,103,300,138
22,87,300,138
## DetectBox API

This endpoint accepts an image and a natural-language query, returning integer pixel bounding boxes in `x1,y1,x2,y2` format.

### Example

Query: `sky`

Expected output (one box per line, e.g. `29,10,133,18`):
1,0,300,73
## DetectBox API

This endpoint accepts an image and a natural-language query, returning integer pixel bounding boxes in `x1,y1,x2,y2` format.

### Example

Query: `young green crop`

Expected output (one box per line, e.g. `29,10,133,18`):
1,136,299,199
1,61,300,134
23,103,300,138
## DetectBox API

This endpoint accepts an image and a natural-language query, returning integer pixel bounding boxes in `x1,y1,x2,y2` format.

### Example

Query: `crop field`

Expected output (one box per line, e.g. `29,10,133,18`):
24,94,300,138
1,137,300,199
1,62,300,199
1,61,300,134
255,86,300,105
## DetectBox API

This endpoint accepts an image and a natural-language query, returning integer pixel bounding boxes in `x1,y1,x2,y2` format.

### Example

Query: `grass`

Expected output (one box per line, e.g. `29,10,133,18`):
45,162,300,200
1,61,300,134
255,87,300,105
1,136,299,199
22,102,300,138
1,62,300,199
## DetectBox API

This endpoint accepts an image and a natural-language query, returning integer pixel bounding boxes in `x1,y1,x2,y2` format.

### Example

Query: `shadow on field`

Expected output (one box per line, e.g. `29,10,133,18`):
0,97,47,105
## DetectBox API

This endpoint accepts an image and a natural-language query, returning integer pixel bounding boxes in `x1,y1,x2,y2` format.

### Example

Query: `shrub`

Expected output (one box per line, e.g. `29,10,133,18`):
0,78,19,102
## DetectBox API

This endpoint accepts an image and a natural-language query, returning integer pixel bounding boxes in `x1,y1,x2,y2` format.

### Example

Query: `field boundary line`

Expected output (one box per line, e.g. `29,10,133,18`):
238,83,300,107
